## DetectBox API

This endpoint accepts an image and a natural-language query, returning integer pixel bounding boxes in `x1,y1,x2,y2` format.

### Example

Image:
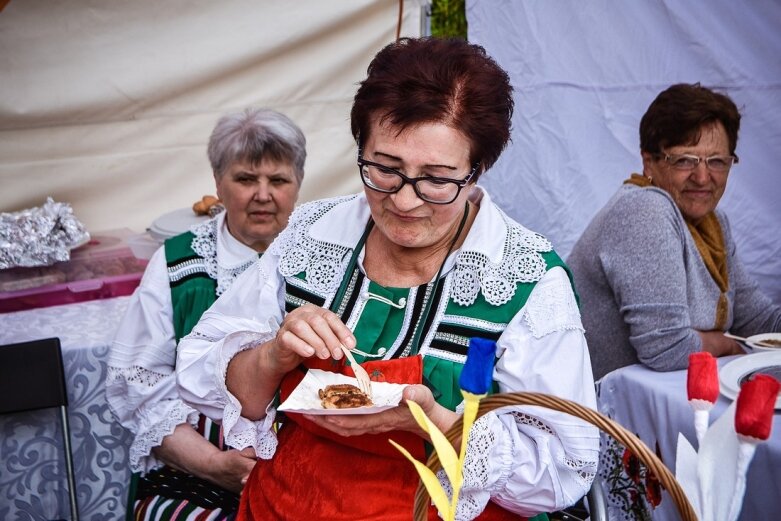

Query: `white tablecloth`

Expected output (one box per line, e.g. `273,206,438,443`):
596,357,780,520
0,297,132,520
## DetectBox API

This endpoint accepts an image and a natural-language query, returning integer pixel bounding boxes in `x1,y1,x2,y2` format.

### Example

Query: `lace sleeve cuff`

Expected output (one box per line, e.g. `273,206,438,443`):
130,400,200,474
216,328,279,457
434,413,510,520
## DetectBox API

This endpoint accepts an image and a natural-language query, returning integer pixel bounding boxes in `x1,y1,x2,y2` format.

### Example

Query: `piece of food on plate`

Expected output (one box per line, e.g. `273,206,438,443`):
318,383,373,409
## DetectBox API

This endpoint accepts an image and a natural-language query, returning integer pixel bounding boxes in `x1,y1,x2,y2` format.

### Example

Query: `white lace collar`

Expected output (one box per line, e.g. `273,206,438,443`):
189,211,259,296
272,189,553,306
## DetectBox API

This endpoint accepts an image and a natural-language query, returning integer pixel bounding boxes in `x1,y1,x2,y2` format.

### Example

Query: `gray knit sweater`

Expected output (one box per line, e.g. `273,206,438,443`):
567,183,781,380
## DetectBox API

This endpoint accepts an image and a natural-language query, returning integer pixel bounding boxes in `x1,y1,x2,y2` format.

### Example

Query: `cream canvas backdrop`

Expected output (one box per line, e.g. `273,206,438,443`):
0,0,424,234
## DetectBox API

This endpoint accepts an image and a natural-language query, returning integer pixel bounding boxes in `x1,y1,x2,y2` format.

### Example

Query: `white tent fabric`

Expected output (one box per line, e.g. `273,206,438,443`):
0,0,423,234
468,0,781,303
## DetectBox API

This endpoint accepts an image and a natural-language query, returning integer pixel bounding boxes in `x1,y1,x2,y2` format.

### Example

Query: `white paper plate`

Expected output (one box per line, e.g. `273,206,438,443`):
278,369,406,415
745,333,781,353
719,352,781,410
149,208,210,240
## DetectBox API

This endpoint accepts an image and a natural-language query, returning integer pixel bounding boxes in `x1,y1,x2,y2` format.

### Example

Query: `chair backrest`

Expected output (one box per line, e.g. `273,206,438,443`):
0,336,79,520
0,337,68,414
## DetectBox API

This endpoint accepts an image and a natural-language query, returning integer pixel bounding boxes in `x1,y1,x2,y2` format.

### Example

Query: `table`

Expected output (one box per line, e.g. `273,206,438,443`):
0,297,133,520
596,357,780,520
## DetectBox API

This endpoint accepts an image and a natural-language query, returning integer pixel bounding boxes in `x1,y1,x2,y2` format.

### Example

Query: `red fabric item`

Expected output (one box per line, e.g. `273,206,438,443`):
686,352,719,403
238,355,524,520
734,374,780,440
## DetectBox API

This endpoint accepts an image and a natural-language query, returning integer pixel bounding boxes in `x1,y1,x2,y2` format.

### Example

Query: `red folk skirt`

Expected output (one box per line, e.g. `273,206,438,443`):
237,355,524,520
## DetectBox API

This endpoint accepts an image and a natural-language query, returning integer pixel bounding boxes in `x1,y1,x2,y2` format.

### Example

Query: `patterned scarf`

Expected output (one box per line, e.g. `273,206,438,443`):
624,173,729,329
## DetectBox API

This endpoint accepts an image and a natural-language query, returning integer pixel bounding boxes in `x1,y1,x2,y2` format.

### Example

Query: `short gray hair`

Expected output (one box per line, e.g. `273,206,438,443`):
207,108,306,182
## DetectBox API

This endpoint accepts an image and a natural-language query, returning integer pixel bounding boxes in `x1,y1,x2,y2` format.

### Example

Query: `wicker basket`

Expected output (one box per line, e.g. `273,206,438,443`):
413,391,698,521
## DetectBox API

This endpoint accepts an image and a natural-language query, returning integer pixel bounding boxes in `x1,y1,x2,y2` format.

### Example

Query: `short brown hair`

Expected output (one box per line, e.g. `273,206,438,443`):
350,37,513,178
639,83,741,155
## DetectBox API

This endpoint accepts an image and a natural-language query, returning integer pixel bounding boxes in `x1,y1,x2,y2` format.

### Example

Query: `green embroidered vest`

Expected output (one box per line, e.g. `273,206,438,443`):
164,232,218,342
284,250,574,412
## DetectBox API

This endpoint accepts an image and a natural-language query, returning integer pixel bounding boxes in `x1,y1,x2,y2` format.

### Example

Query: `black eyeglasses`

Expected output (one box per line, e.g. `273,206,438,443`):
357,156,478,204
660,152,739,173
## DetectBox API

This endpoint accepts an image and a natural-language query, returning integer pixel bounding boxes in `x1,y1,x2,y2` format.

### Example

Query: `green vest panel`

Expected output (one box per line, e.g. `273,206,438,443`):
164,232,217,342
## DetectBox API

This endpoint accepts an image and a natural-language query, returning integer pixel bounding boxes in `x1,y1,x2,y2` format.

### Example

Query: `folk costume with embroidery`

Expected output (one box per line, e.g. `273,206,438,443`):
107,211,258,520
177,189,599,520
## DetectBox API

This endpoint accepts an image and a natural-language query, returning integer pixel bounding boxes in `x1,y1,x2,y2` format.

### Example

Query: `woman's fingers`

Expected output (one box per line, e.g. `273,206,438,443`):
276,305,354,360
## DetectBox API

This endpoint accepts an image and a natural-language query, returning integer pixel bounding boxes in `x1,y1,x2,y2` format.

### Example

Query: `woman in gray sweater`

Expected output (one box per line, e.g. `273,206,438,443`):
568,83,781,380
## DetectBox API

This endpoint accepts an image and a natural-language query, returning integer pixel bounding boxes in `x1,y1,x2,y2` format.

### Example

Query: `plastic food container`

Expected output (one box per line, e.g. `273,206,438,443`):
0,229,149,312
126,231,163,261
149,208,209,241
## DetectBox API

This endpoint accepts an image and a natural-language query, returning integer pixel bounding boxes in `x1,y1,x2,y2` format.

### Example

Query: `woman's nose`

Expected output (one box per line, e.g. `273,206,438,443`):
255,182,272,202
690,162,710,184
390,182,424,211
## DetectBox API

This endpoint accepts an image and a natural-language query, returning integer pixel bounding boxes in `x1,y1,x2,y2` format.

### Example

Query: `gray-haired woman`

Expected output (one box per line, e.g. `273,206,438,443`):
106,107,305,520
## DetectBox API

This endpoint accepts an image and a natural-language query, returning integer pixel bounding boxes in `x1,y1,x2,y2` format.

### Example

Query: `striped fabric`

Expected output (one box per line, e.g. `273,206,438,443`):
132,415,238,521
134,495,231,521
167,255,211,286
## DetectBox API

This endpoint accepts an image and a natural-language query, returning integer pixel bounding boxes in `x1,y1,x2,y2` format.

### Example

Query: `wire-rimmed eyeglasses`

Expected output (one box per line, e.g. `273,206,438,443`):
660,152,739,173
358,156,478,205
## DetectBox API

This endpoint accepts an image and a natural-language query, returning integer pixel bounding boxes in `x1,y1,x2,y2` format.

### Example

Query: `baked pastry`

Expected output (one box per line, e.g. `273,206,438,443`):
318,383,373,409
192,195,221,216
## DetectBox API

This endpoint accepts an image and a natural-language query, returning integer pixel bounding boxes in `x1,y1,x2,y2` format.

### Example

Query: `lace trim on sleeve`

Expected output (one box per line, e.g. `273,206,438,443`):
511,411,597,496
129,400,200,474
452,210,552,307
222,404,279,459
106,364,167,388
436,414,496,520
522,271,583,339
216,330,279,456
435,410,597,519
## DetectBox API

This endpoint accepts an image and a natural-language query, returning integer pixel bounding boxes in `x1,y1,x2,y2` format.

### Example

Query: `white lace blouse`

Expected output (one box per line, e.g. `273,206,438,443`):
176,190,600,517
105,212,258,474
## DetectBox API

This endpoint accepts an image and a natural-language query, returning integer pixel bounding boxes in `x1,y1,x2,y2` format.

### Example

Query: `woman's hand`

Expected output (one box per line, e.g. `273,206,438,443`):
203,447,258,494
228,305,356,420
269,304,356,373
303,384,459,441
698,330,746,357
153,424,257,494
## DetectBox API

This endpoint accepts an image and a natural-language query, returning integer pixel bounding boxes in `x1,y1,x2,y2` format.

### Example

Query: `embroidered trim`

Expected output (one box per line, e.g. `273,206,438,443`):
522,269,584,339
426,346,468,364
510,410,555,436
441,314,508,333
168,257,209,283
336,268,361,320
188,330,221,343
437,414,494,519
433,331,471,348
272,195,357,294
400,281,438,358
284,293,310,311
106,365,167,388
452,209,552,307
273,197,553,309
344,275,370,331
190,217,255,296
130,401,199,473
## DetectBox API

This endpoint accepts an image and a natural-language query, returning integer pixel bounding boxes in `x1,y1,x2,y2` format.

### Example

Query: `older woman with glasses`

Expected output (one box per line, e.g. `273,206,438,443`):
176,37,599,520
568,83,781,380
106,107,305,520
